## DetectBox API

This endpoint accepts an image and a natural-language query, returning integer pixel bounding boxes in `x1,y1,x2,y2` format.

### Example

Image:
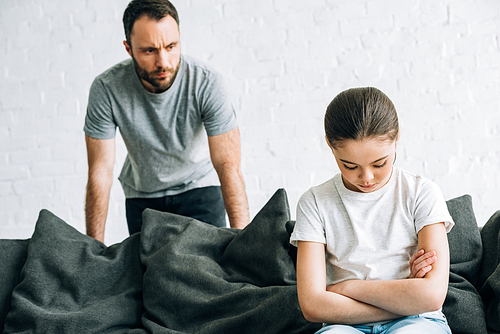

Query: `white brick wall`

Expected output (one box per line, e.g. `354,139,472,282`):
1,0,499,245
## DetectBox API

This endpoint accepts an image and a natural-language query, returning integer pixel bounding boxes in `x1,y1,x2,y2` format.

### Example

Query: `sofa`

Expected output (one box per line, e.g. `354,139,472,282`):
0,189,499,334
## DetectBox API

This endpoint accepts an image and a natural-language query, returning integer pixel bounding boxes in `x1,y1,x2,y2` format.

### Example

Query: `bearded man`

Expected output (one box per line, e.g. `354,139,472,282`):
83,0,249,242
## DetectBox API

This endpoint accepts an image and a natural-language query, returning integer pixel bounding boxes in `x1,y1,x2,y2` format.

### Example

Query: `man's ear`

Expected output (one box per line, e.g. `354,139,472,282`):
123,40,133,58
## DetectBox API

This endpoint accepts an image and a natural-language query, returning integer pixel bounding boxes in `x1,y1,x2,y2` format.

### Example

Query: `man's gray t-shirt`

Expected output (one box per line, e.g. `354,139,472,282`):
84,55,238,198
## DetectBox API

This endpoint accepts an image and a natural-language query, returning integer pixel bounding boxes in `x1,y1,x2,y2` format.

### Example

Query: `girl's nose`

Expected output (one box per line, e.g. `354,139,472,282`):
359,168,374,182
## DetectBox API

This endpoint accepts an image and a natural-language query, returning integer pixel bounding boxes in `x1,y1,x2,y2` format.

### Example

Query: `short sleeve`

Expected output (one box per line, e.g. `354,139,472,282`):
83,78,117,140
199,72,238,137
414,180,455,234
290,190,327,247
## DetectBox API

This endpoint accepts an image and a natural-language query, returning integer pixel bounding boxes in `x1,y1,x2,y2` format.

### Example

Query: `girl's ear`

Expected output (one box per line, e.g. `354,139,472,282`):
325,135,333,150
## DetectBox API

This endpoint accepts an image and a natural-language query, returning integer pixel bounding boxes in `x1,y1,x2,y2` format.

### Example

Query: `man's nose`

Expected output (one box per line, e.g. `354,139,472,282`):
156,49,172,69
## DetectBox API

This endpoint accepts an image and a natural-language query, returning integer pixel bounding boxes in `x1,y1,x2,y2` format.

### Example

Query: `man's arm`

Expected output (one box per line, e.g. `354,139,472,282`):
85,134,115,243
208,127,250,229
328,222,450,316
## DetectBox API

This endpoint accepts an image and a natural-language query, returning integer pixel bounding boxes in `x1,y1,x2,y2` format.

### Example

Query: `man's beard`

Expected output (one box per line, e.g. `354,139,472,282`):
132,57,180,93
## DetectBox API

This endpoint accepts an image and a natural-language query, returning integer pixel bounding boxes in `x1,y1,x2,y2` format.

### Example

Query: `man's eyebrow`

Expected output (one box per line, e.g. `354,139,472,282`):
138,41,178,50
340,155,389,165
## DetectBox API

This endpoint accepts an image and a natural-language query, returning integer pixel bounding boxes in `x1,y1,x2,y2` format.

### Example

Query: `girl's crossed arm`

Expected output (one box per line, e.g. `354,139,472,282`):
326,222,449,317
297,241,401,324
296,222,448,324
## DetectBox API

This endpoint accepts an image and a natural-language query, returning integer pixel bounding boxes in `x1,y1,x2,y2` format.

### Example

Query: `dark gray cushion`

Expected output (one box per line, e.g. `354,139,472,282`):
443,194,487,334
0,239,29,331
3,209,146,334
477,210,500,333
447,195,483,283
140,188,321,334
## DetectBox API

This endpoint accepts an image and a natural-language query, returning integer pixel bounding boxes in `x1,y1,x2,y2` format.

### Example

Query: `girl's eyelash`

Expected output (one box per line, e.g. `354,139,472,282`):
344,161,387,170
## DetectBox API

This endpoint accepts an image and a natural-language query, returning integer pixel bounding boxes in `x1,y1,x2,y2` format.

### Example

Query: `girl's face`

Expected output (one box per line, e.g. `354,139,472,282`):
328,136,397,193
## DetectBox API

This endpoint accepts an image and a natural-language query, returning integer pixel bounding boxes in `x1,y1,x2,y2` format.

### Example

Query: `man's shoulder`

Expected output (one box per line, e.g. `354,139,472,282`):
182,54,210,70
181,54,222,79
93,59,134,85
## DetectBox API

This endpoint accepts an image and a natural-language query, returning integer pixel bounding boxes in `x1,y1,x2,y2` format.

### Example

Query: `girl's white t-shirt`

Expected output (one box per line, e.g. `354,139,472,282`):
290,166,454,286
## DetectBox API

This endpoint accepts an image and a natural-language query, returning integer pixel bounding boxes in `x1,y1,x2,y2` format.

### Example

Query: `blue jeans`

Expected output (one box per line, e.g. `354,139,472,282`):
316,313,451,334
125,186,226,235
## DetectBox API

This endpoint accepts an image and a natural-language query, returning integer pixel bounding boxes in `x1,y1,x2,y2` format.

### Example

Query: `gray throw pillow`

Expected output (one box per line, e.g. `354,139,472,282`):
477,210,500,333
443,194,487,334
0,239,29,331
3,209,146,334
139,188,321,334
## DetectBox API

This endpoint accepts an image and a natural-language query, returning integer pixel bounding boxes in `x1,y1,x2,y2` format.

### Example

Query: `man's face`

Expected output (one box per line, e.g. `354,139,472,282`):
124,15,181,93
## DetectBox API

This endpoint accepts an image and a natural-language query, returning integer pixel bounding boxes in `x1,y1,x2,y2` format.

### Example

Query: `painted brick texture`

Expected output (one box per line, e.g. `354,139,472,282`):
1,0,499,244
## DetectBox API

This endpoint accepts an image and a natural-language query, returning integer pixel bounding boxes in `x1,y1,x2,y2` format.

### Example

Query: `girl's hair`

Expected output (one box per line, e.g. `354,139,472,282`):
324,87,399,149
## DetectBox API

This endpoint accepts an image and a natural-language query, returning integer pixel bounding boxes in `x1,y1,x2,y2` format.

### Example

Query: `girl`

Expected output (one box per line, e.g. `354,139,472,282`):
291,87,454,333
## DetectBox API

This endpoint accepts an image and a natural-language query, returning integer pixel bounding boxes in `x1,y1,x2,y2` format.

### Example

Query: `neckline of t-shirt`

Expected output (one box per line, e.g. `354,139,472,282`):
334,166,398,200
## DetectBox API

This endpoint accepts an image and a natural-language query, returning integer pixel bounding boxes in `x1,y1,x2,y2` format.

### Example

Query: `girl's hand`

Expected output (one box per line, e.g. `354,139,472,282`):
409,249,437,278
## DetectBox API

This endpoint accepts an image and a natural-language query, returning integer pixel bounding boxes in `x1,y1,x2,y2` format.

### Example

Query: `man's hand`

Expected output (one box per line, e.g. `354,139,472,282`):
409,249,437,278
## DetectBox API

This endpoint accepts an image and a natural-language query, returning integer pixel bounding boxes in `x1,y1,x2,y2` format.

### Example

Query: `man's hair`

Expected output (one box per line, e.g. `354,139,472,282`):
324,87,399,149
123,0,179,45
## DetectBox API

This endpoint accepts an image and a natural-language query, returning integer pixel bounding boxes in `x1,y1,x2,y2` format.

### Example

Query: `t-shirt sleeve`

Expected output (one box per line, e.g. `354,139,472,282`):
83,78,117,140
290,189,327,247
414,179,455,234
199,72,238,137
